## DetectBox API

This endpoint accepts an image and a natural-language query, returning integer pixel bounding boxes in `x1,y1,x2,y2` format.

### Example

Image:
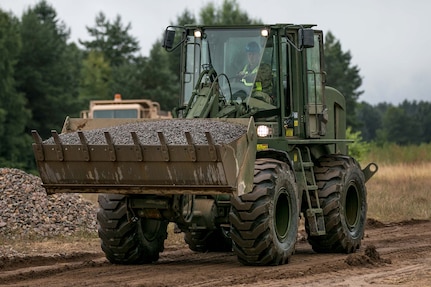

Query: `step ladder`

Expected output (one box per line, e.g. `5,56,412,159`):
295,146,326,236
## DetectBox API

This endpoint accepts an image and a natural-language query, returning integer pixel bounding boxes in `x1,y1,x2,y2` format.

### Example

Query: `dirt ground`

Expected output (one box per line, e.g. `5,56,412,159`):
1,219,431,287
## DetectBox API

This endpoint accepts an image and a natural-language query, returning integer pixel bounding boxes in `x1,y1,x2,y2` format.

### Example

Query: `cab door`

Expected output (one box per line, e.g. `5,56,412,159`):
305,31,327,138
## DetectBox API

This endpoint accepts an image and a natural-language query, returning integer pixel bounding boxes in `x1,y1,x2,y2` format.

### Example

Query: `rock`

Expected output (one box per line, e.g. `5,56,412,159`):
43,119,247,145
0,168,97,239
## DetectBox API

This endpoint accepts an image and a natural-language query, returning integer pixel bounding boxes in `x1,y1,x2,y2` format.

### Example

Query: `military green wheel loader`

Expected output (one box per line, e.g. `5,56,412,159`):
32,23,378,266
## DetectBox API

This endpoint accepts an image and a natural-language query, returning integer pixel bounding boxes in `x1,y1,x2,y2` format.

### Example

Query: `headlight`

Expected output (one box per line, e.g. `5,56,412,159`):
257,125,270,137
194,30,202,38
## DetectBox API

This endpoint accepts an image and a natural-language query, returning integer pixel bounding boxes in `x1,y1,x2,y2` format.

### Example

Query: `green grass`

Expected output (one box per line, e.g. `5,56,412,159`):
364,142,431,165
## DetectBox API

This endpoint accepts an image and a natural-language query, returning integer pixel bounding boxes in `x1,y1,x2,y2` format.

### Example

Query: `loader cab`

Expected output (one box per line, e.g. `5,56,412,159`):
163,25,331,140
81,95,171,119
165,26,279,110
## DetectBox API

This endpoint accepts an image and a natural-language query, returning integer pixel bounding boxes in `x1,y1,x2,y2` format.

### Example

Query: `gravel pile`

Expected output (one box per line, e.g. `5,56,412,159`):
43,119,247,145
0,168,97,239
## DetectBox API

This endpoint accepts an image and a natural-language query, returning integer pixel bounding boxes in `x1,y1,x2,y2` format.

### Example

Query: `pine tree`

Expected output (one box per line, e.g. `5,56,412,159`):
324,31,363,130
80,12,140,67
16,0,81,139
0,9,32,169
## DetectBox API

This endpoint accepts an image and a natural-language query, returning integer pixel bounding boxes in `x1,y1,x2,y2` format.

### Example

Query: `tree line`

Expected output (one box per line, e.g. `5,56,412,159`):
0,0,429,172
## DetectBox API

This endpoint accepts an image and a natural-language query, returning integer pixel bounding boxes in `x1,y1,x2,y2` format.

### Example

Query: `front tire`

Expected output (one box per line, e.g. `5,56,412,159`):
307,155,367,253
97,194,168,264
230,158,299,265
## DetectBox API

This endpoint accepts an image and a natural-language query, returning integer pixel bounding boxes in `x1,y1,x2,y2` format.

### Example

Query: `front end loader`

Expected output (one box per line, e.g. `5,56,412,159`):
32,23,377,266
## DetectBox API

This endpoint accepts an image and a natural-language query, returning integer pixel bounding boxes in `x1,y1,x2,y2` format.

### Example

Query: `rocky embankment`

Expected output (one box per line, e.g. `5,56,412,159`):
0,168,97,239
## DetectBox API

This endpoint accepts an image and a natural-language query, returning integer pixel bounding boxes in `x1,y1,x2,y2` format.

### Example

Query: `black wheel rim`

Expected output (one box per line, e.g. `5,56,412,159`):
274,188,290,240
345,182,360,231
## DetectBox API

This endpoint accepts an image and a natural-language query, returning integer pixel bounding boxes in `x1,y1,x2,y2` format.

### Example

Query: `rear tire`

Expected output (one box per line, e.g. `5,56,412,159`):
230,158,299,265
97,194,168,264
184,227,232,252
307,155,367,253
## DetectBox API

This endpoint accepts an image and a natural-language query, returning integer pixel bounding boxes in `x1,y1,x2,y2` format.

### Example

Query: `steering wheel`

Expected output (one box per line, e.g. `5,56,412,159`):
223,81,251,102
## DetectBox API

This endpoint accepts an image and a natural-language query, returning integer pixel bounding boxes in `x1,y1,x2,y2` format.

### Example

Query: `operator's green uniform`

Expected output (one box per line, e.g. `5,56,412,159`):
241,63,273,103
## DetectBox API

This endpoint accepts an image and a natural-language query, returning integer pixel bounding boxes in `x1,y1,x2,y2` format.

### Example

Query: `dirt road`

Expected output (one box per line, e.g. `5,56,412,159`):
1,219,431,287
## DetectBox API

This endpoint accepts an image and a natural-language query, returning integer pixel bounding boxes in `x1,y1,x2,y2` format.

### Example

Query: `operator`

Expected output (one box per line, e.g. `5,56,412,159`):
238,41,273,103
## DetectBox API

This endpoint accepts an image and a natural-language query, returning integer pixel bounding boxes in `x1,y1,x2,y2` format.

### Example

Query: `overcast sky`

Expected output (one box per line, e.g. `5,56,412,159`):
1,0,430,105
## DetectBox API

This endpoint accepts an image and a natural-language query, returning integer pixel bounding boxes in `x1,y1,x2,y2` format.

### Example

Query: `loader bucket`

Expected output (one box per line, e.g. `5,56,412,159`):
32,118,257,196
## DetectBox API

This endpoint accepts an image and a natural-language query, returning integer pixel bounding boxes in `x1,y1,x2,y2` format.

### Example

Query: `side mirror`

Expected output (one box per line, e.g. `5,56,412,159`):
162,29,176,50
300,28,314,48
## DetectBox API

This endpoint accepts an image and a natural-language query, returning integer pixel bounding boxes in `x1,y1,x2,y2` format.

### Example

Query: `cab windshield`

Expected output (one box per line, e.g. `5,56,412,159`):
183,28,275,107
93,109,138,118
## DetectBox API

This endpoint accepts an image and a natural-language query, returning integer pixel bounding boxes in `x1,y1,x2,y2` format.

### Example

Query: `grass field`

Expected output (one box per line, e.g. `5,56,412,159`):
362,143,431,223
364,162,431,222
